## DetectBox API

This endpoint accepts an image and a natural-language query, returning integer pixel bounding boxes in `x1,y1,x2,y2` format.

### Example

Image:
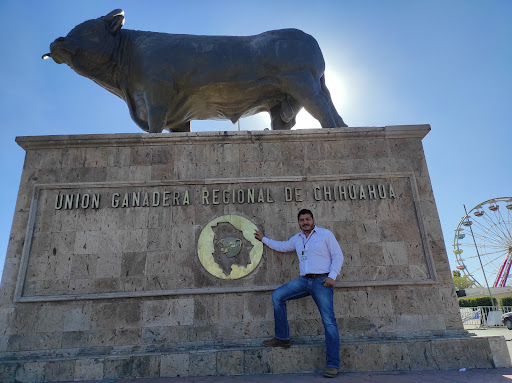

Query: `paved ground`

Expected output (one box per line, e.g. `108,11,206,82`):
58,368,512,383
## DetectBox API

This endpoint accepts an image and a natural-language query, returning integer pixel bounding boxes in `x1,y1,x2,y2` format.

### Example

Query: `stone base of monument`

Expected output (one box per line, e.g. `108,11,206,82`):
0,335,509,381
1,126,509,381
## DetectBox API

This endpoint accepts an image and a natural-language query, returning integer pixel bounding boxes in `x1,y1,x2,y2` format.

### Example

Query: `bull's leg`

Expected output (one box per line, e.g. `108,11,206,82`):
320,75,347,127
270,105,287,130
147,105,167,133
145,83,174,133
283,72,337,128
126,93,150,132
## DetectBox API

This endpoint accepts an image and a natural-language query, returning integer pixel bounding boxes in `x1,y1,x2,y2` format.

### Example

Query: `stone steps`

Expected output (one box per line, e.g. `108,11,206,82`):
1,335,508,382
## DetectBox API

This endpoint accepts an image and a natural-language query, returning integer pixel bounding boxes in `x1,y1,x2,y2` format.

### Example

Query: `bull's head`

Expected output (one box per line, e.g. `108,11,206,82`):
43,9,125,77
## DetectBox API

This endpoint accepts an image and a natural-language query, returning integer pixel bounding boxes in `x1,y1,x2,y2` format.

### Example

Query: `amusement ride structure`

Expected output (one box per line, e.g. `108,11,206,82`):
453,197,512,288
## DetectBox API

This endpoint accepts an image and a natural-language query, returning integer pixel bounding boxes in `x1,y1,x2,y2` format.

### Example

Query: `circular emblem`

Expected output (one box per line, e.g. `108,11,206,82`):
198,215,263,279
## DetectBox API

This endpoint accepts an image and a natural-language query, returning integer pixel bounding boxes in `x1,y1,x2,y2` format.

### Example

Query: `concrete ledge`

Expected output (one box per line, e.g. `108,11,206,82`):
15,125,431,150
0,336,508,382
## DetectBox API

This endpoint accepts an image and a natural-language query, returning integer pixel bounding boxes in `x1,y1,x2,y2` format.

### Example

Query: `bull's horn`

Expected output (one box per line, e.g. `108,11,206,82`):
42,53,51,60
104,9,125,34
105,9,124,19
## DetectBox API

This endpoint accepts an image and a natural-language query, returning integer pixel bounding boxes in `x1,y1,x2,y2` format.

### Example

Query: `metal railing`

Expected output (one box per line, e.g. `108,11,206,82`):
460,306,512,327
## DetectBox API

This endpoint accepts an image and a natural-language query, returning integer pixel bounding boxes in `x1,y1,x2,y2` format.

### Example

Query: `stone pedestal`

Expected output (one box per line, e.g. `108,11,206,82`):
0,126,509,382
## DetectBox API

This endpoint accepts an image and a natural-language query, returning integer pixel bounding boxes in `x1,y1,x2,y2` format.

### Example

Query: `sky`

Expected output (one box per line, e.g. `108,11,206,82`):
0,0,511,286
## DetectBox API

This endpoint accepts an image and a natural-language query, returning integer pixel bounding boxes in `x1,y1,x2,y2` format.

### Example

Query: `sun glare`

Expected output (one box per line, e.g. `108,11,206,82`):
293,68,349,130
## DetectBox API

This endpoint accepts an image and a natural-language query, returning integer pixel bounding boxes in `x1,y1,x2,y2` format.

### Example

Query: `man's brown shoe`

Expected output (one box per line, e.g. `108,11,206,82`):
323,367,338,378
262,337,290,348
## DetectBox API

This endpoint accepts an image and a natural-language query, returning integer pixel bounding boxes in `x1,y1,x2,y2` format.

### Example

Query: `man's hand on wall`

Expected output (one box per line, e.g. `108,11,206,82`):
254,230,264,242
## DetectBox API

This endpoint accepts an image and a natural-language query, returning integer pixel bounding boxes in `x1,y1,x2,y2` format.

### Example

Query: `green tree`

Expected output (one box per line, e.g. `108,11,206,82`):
452,270,474,290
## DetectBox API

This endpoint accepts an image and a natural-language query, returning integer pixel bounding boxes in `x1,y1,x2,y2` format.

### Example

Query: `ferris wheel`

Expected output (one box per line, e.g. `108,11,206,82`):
453,197,512,288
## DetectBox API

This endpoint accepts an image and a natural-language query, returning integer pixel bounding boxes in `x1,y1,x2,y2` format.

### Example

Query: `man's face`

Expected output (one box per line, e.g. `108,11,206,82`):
298,214,315,232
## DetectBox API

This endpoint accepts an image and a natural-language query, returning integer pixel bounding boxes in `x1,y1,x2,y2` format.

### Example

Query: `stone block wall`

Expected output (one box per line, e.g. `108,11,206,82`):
0,126,484,380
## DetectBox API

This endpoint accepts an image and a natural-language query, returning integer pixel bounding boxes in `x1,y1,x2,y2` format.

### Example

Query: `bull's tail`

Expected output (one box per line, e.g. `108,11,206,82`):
320,75,347,127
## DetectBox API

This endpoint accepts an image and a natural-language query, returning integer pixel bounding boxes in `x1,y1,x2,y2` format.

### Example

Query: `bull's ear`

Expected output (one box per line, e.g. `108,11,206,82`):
104,9,125,35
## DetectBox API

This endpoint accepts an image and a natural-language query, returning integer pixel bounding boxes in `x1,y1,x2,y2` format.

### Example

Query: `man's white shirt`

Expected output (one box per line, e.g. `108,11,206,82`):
262,226,344,280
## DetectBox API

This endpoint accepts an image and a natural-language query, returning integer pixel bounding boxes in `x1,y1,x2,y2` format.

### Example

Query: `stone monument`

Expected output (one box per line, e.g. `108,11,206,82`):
0,126,509,382
0,8,509,382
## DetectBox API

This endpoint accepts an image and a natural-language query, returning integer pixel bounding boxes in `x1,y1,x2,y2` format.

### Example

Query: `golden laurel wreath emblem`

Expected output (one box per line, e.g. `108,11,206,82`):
197,215,263,279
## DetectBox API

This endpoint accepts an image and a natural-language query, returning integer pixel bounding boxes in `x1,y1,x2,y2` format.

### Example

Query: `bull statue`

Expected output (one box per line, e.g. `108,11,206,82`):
43,9,347,133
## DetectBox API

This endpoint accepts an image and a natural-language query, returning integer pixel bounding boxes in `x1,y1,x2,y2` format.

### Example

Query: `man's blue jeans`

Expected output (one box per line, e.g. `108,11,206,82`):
271,276,340,368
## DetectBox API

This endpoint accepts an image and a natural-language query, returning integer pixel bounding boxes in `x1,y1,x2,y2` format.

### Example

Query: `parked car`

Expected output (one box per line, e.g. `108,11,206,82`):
501,312,512,329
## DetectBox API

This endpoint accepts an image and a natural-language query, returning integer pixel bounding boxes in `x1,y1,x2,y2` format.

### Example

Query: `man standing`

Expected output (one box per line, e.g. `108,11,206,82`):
254,209,344,378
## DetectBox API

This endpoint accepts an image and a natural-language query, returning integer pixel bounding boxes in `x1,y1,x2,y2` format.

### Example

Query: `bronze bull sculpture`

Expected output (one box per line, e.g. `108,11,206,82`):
43,9,347,133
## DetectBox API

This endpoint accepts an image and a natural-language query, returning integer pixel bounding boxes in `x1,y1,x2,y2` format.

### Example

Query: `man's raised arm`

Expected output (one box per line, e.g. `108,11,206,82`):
254,230,296,253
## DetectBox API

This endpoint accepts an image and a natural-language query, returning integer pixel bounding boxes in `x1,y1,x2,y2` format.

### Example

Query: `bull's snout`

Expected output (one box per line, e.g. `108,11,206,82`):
45,37,74,63
49,37,69,52
42,37,66,60
50,37,64,51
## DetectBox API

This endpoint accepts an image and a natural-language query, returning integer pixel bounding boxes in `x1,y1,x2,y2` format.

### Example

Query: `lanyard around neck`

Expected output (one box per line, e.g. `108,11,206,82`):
302,230,315,251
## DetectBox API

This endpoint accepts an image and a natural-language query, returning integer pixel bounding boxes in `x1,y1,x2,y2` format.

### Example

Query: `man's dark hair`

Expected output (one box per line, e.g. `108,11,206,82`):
297,209,314,220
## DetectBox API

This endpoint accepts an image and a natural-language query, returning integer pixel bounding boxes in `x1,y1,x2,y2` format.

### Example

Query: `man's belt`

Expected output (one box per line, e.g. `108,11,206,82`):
303,273,329,278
